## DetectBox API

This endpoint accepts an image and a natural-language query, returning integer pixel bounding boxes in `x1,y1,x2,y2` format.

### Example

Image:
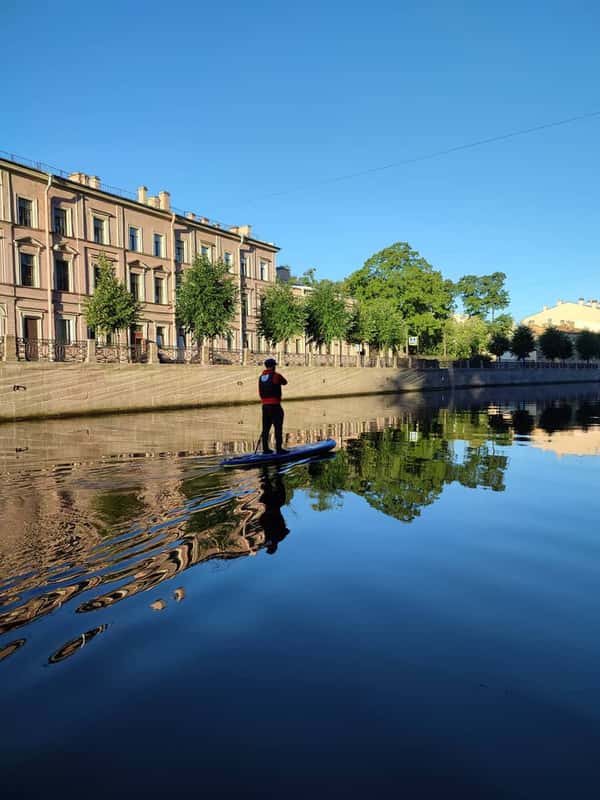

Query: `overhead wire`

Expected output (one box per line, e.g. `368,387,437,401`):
262,109,600,199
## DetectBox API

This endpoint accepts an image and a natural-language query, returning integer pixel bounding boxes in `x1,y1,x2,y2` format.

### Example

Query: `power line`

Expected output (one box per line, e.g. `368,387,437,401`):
264,109,600,199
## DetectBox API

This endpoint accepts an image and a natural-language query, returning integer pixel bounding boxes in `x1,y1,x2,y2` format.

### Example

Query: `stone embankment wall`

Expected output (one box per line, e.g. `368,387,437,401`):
0,363,598,422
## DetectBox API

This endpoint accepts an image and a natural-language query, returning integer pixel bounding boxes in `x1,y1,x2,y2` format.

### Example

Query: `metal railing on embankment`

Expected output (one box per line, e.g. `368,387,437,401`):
3,339,600,371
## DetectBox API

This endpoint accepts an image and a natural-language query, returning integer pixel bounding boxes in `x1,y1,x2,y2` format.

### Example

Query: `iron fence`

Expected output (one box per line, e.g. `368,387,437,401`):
280,352,308,367
312,353,336,367
158,346,203,364
16,338,87,362
208,348,242,365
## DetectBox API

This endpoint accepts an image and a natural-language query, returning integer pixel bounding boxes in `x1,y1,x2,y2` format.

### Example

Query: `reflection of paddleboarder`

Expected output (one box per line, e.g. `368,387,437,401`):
258,358,288,455
259,469,289,555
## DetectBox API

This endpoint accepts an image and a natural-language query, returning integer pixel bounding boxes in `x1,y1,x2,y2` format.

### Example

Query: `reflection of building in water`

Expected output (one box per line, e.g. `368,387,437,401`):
530,427,600,457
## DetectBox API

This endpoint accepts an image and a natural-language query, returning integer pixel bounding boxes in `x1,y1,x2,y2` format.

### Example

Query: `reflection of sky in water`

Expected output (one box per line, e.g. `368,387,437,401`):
2,392,600,797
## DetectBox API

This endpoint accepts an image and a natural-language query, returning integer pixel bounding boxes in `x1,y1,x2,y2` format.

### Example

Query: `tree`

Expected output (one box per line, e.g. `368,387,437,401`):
538,326,572,361
84,253,141,338
575,330,600,361
489,332,511,359
304,281,350,346
258,283,305,347
488,313,513,338
443,316,489,360
176,255,237,344
345,242,454,351
456,272,509,321
349,298,406,352
510,325,535,361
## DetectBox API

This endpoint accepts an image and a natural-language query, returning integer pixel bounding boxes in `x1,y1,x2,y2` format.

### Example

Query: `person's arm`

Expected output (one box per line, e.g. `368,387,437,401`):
275,372,288,386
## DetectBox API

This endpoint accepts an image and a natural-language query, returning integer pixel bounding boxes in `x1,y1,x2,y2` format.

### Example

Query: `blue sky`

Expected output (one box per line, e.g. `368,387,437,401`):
3,0,600,320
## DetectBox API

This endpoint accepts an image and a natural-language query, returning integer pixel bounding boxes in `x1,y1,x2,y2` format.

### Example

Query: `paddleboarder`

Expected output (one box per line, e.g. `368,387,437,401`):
259,358,288,454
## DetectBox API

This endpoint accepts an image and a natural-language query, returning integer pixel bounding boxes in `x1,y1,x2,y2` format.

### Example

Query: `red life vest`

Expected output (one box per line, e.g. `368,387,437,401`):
259,369,282,405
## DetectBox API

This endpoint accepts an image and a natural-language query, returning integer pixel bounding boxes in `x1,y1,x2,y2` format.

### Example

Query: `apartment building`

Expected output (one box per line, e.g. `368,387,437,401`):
522,298,600,334
0,155,278,355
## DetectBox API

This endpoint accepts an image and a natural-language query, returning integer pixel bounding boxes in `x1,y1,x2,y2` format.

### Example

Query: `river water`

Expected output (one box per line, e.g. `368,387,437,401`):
2,386,600,798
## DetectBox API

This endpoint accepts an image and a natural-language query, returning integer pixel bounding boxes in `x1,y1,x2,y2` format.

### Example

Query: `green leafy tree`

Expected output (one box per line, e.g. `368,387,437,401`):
575,330,600,361
488,313,513,337
176,255,237,344
349,298,406,352
456,272,509,321
84,254,141,337
258,283,306,347
510,325,535,361
443,316,489,359
539,326,573,361
488,332,511,359
304,281,350,346
345,242,454,351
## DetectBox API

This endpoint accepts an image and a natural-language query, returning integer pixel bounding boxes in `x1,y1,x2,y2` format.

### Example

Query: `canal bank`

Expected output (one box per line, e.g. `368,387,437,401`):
1,362,599,421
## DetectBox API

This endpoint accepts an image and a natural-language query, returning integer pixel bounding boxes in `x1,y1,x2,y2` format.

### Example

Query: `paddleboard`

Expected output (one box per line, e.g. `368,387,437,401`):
221,438,336,468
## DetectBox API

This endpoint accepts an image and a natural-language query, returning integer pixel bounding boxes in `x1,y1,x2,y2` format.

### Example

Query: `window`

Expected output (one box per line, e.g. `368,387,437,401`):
56,318,72,344
260,260,269,281
153,233,164,257
130,272,140,301
224,251,233,270
55,258,70,292
129,226,140,252
20,253,35,286
18,198,33,227
154,276,164,304
175,272,183,290
201,244,211,259
93,216,106,244
54,207,69,236
175,234,185,263
240,253,248,277
93,265,102,288
156,326,165,346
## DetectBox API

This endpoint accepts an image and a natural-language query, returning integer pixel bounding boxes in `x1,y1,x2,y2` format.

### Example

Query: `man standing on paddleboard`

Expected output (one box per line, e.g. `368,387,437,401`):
259,358,288,454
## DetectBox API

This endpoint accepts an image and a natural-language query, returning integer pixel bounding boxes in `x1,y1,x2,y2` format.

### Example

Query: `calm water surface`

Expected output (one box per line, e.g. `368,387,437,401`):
2,388,600,798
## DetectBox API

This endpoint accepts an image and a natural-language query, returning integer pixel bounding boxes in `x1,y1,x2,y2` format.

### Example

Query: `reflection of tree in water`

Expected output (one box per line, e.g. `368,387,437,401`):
285,410,510,522
538,404,573,435
575,402,600,431
92,490,146,530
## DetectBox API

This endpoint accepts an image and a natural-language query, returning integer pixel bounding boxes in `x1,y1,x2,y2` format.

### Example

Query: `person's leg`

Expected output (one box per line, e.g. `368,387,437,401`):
262,406,273,452
274,405,285,452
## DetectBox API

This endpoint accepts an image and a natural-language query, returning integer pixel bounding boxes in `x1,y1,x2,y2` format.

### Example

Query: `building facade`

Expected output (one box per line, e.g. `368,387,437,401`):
522,299,600,334
0,155,278,356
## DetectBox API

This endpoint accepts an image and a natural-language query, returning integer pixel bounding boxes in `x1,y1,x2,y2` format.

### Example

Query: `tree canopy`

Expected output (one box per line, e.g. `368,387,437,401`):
345,242,455,351
444,316,489,360
176,255,237,342
304,281,350,346
575,330,600,361
258,283,305,346
348,298,406,352
84,253,141,336
488,332,511,358
455,272,509,321
538,326,573,360
510,325,536,360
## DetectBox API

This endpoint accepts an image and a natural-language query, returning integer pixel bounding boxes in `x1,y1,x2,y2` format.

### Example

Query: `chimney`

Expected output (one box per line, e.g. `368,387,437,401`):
185,212,196,220
543,305,548,311
137,186,148,204
229,225,239,234
68,172,88,185
158,191,170,211
200,216,210,224
148,196,160,208
89,176,101,189
238,224,252,238
214,222,220,228
578,297,585,305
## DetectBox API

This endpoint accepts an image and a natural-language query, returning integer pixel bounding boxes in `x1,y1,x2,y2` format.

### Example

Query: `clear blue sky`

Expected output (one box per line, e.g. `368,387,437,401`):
4,0,600,320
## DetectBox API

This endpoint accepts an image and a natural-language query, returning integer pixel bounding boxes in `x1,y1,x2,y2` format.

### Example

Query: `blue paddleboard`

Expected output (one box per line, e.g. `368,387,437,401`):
221,438,336,467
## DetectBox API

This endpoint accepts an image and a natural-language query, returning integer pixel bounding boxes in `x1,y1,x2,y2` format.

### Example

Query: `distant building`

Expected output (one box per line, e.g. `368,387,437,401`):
522,299,600,334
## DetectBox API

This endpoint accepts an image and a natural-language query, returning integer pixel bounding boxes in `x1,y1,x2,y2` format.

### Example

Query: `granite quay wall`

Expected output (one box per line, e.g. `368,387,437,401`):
1,361,599,422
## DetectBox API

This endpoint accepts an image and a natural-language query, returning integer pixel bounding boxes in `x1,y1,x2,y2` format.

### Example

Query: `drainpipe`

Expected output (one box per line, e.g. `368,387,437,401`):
238,233,245,364
45,173,54,342
170,212,176,346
